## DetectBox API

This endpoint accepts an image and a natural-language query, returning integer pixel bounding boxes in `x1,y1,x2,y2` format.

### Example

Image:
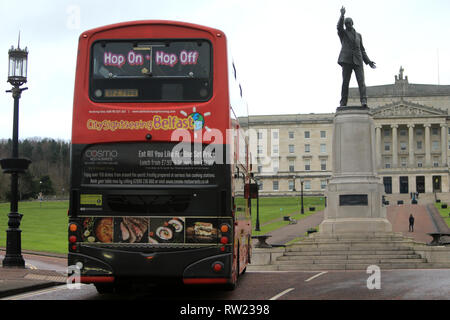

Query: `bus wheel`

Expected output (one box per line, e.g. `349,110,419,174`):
242,237,251,274
223,243,239,291
94,283,115,294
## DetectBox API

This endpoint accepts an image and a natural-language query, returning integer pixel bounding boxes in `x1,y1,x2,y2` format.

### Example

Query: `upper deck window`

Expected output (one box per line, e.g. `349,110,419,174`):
90,39,212,102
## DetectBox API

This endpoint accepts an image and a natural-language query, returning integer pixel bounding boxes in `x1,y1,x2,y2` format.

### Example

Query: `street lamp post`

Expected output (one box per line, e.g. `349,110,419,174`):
0,38,30,268
300,178,304,214
254,178,261,232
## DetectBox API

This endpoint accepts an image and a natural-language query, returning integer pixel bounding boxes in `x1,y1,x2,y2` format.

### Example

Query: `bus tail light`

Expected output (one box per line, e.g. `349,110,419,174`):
69,223,78,232
212,262,224,273
69,235,77,243
220,224,229,233
220,236,229,244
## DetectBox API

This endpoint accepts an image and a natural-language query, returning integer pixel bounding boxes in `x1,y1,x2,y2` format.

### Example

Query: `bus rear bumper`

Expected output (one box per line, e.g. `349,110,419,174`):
69,245,232,284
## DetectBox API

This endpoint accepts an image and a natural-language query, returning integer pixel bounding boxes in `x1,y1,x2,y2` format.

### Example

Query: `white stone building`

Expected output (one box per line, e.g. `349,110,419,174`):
241,69,450,196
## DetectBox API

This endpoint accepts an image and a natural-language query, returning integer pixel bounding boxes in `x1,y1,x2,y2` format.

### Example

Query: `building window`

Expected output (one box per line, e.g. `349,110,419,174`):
384,157,391,169
257,165,262,173
417,141,422,150
258,182,263,190
304,131,310,139
257,131,263,140
417,157,423,167
289,144,295,153
320,180,327,190
272,144,279,155
384,129,390,137
400,129,407,137
288,180,294,191
432,127,439,135
304,181,311,190
305,159,311,171
432,141,440,151
257,145,263,154
401,157,407,168
416,129,423,136
400,142,407,151
272,159,279,172
320,144,326,153
384,143,391,151
289,160,295,172
289,131,294,139
321,159,327,171
320,131,326,138
305,144,310,153
273,181,279,191
433,157,440,167
272,131,279,139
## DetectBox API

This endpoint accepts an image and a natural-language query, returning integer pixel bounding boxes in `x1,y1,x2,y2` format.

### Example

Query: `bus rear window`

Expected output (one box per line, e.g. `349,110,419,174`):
90,40,212,102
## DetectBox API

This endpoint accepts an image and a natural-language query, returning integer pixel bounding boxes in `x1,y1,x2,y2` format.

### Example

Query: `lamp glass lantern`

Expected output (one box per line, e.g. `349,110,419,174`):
8,45,28,87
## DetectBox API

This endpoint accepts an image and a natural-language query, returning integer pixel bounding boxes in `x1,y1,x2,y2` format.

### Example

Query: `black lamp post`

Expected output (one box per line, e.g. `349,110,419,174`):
300,178,304,214
254,177,261,232
0,37,30,268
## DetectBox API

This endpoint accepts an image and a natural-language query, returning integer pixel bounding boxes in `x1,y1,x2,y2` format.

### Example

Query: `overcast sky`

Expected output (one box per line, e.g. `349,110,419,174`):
1,0,450,140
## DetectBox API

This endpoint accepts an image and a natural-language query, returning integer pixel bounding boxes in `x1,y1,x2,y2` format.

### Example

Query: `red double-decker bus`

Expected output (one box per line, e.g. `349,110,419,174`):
68,20,252,293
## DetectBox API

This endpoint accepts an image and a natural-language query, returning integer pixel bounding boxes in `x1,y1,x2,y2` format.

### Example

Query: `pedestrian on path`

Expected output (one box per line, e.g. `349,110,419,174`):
409,214,415,232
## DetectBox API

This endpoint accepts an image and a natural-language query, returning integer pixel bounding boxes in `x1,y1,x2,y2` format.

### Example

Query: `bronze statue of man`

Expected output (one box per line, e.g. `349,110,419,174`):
337,6,376,107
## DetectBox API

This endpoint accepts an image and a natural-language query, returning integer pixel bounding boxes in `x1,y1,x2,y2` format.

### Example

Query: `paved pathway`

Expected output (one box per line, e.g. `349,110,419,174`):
386,204,436,244
261,204,443,246
264,211,324,245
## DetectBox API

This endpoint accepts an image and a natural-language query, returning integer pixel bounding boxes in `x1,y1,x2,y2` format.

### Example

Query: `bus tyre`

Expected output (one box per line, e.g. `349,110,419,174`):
223,244,239,291
94,283,115,294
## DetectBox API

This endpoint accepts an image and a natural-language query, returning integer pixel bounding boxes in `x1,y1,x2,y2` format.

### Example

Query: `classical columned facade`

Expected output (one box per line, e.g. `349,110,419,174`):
365,101,449,195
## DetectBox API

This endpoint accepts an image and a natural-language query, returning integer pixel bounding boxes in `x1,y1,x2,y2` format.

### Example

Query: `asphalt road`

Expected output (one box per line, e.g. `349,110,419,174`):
5,254,450,301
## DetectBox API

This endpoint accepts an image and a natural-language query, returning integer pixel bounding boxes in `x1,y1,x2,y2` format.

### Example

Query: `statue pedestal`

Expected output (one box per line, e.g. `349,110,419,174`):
319,106,392,235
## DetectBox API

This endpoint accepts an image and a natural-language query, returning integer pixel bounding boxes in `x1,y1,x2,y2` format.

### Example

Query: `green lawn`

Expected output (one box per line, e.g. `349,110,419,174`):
0,196,324,254
0,201,68,254
251,196,325,236
433,202,450,228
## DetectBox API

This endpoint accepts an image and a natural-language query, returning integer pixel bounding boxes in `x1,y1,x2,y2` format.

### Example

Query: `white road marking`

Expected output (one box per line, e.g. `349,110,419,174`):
269,288,295,300
1,284,74,300
25,263,37,270
305,271,328,282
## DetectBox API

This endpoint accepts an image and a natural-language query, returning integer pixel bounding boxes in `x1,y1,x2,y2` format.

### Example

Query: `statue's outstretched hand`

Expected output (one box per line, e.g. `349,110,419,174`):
369,61,377,69
340,6,346,16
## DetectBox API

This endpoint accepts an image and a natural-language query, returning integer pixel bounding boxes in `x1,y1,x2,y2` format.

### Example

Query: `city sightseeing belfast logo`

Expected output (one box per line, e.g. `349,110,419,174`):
179,106,211,138
86,107,210,134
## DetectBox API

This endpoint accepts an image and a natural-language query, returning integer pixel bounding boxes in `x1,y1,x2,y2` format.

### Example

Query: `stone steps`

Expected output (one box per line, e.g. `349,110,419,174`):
276,262,440,271
284,250,417,256
270,232,435,270
286,244,416,252
279,254,423,261
277,258,427,264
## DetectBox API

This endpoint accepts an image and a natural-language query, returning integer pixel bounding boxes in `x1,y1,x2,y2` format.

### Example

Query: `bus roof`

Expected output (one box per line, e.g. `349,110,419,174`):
80,20,225,40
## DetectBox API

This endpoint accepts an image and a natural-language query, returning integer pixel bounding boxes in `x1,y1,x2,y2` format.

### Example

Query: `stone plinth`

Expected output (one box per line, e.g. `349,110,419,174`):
319,106,392,235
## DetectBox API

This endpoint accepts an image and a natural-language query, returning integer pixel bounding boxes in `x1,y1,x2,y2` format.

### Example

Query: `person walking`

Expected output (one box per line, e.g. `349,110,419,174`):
409,214,415,232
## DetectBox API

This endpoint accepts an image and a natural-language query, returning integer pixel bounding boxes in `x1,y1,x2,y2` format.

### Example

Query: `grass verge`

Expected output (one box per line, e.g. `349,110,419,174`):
251,196,325,235
0,201,68,254
433,202,450,228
